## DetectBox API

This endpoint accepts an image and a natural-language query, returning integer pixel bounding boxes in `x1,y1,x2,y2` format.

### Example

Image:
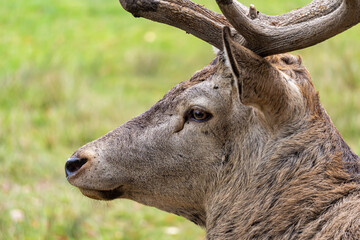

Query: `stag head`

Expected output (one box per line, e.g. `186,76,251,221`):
66,0,360,237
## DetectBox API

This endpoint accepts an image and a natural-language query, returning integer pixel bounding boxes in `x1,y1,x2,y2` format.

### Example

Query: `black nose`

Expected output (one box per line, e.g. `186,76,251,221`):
65,157,88,178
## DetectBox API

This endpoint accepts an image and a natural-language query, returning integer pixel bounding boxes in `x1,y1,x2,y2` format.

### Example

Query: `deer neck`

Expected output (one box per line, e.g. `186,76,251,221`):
205,113,360,239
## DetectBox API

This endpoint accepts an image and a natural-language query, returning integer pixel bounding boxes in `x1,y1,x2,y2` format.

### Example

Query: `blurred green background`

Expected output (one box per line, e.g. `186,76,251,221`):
0,0,359,239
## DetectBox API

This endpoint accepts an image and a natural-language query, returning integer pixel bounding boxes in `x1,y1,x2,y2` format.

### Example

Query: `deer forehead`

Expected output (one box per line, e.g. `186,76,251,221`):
159,60,233,108
182,78,233,108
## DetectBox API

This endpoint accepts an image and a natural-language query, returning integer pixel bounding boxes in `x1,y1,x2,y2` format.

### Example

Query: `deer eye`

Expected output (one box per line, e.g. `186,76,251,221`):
188,108,212,122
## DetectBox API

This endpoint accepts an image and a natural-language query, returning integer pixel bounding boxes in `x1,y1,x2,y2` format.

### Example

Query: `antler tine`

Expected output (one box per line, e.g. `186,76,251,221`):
217,0,360,56
119,0,244,50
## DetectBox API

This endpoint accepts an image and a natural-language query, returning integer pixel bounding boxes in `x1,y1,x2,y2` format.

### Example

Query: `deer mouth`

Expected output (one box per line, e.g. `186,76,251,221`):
79,186,125,201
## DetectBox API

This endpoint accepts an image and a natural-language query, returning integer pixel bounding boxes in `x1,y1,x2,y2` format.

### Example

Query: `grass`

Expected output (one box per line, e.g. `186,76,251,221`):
0,0,359,239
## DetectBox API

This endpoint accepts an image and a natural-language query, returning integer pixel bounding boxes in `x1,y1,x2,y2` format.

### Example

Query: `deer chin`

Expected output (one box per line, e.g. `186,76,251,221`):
78,186,124,201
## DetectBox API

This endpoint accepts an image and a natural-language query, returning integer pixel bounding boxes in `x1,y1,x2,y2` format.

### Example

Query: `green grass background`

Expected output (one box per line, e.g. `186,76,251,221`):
0,0,359,239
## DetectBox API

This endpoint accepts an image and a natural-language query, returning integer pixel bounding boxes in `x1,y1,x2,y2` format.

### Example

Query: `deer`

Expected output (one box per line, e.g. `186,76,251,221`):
65,0,360,238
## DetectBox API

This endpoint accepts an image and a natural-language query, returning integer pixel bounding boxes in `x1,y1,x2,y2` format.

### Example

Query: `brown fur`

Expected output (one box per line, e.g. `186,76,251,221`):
66,43,360,238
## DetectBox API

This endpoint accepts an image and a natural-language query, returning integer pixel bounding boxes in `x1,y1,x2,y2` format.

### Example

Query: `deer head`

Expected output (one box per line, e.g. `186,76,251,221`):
66,0,360,238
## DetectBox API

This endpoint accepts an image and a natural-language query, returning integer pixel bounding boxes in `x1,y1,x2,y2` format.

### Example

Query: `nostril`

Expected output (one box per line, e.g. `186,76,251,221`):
65,157,88,178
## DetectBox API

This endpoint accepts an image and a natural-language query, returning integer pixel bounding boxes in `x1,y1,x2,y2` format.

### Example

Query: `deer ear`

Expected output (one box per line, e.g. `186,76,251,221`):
222,26,294,124
222,26,246,80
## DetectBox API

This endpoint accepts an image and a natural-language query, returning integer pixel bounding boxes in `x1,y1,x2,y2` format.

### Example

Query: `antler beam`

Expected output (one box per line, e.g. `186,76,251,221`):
119,0,241,50
120,0,360,56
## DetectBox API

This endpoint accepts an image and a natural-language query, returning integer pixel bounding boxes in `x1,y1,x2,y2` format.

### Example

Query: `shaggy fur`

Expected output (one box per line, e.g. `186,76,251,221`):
66,35,360,239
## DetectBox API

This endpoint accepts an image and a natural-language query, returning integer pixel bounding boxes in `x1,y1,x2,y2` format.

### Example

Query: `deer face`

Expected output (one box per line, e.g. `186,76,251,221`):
65,55,251,217
65,27,319,221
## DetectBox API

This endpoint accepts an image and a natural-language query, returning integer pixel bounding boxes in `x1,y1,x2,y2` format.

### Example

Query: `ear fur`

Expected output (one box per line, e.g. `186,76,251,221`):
222,26,300,125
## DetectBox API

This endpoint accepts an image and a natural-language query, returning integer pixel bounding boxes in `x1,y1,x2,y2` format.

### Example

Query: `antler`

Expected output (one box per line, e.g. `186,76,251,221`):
119,0,360,56
217,0,360,56
119,0,236,49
